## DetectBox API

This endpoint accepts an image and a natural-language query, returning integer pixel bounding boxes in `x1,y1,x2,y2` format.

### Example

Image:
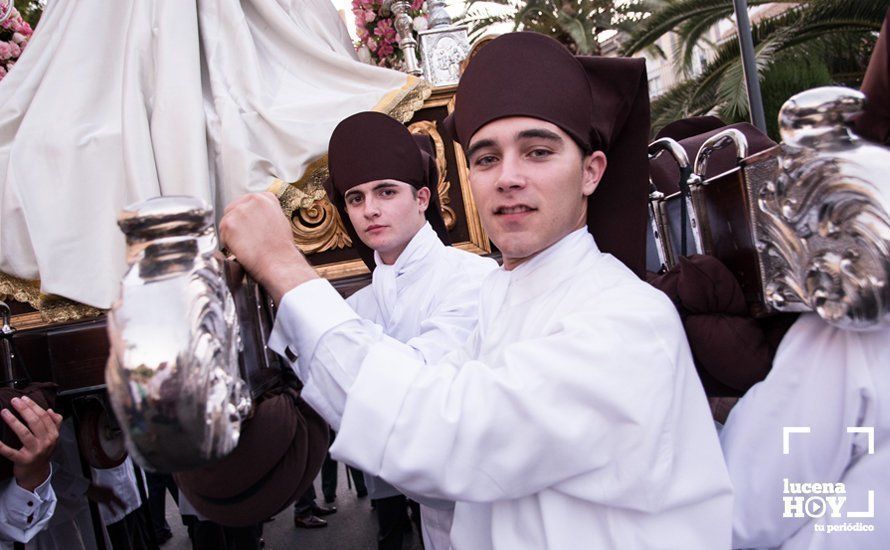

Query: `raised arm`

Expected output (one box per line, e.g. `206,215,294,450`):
273,279,691,505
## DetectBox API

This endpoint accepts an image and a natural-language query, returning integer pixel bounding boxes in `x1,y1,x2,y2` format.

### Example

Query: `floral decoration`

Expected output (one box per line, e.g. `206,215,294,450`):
352,0,427,70
0,4,33,81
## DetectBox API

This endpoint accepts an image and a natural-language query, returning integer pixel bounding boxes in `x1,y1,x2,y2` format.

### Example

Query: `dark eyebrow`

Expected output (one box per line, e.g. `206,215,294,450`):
465,138,496,161
344,182,399,201
517,128,564,143
372,182,399,191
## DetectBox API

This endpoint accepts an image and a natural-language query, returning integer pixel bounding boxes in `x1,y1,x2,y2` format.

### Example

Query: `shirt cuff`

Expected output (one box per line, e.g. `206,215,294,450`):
12,465,53,501
268,278,359,370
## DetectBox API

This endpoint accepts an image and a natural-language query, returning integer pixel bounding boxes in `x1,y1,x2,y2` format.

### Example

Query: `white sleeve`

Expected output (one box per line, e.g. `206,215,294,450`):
268,273,485,430
275,280,692,504
720,314,881,549
0,467,57,543
267,278,370,430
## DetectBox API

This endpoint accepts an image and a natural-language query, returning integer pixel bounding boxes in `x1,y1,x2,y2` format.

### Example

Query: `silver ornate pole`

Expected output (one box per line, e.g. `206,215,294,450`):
427,0,451,29
382,0,422,76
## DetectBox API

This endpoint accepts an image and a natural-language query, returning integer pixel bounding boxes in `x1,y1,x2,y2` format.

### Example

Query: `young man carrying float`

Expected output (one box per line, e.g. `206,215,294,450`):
220,32,732,549
303,111,497,549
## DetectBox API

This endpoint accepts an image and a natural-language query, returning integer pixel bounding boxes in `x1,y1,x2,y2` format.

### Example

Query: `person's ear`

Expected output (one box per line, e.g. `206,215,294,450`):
581,151,607,197
416,186,431,212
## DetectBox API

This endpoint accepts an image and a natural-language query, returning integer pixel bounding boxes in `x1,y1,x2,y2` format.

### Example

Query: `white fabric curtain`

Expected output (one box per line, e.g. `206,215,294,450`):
0,0,417,308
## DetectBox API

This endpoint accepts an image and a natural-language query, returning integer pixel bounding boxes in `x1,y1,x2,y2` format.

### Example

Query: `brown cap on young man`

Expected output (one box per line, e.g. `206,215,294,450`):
443,32,651,276
325,111,450,270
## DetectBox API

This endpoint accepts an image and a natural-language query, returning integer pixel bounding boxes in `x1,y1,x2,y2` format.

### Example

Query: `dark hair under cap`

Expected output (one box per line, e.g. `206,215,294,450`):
324,111,450,270
442,32,651,277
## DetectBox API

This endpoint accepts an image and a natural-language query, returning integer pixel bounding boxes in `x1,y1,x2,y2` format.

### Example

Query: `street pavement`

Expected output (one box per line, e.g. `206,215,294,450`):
162,464,423,549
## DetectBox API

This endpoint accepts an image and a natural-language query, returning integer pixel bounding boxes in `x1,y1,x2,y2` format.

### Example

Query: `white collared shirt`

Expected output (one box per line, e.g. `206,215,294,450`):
270,228,733,549
0,468,56,544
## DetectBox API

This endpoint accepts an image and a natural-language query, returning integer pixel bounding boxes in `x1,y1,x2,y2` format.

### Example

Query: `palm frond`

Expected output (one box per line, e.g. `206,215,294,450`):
620,0,784,55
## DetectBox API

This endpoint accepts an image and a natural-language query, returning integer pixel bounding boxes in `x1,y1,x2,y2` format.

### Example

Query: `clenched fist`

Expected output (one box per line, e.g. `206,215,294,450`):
0,396,63,492
219,192,319,304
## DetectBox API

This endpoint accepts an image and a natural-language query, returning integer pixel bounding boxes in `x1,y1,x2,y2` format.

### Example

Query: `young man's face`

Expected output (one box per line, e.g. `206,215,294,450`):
465,117,606,269
344,180,430,265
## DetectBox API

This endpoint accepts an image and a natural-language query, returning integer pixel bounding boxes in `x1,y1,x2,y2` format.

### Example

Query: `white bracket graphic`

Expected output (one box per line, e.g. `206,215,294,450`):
783,426,811,455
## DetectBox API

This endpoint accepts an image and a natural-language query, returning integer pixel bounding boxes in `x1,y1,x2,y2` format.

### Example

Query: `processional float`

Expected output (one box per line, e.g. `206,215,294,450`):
0,0,886,540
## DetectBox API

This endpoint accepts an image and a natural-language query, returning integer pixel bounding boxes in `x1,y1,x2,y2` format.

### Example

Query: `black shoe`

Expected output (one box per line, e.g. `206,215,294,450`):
356,488,368,498
293,515,328,529
311,503,337,517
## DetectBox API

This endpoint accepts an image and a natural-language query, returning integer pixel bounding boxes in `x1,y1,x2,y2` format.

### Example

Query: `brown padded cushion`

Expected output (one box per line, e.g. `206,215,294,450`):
649,255,796,396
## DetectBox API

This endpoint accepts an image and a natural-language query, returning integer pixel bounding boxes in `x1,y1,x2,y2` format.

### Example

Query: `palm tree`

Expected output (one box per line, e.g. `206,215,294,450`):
460,0,648,55
620,0,886,135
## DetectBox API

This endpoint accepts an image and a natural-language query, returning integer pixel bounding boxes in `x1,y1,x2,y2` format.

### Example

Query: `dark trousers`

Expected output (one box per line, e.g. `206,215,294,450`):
294,484,317,517
321,430,367,502
374,495,412,550
321,459,367,502
106,509,154,550
145,472,179,538
187,520,262,550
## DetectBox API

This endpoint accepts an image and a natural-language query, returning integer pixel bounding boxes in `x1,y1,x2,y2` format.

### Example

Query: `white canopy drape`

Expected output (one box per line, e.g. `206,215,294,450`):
0,0,425,310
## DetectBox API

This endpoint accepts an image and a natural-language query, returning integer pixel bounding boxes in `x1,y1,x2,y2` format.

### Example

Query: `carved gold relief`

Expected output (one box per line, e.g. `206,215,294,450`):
290,198,353,254
409,119,457,230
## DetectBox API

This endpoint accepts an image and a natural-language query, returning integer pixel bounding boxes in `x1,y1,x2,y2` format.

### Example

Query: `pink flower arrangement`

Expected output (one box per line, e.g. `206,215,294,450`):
0,4,34,81
352,0,427,70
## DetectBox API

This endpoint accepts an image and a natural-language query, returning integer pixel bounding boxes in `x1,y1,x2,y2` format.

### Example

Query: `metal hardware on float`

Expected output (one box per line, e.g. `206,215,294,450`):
746,87,890,330
418,1,470,87
647,86,890,329
105,196,250,472
646,138,697,273
382,0,422,76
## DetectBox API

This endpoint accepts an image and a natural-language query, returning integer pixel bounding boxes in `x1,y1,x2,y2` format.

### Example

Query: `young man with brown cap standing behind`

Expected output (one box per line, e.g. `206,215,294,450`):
220,32,732,549
298,111,497,549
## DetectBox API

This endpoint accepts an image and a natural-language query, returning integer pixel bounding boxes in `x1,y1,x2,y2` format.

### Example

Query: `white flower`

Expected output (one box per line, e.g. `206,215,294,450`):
12,32,24,44
413,15,429,32
357,45,372,64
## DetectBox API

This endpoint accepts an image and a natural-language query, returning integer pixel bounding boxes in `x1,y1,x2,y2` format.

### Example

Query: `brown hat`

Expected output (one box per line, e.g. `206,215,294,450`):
174,387,329,527
325,112,450,270
649,122,776,196
442,32,651,276
854,8,890,144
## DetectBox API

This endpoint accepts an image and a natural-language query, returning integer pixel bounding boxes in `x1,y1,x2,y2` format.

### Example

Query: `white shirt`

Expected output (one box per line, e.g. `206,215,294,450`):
346,223,496,547
720,313,889,549
90,456,142,526
0,468,56,544
270,228,732,549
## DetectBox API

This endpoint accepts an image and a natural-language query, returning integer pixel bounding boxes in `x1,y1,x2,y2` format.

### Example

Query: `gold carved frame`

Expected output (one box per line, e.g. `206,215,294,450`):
288,86,490,281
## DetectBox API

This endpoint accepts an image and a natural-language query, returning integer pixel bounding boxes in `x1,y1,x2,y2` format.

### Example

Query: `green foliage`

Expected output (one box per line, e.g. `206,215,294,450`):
622,0,886,135
760,55,832,140
17,1,43,29
459,0,649,54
